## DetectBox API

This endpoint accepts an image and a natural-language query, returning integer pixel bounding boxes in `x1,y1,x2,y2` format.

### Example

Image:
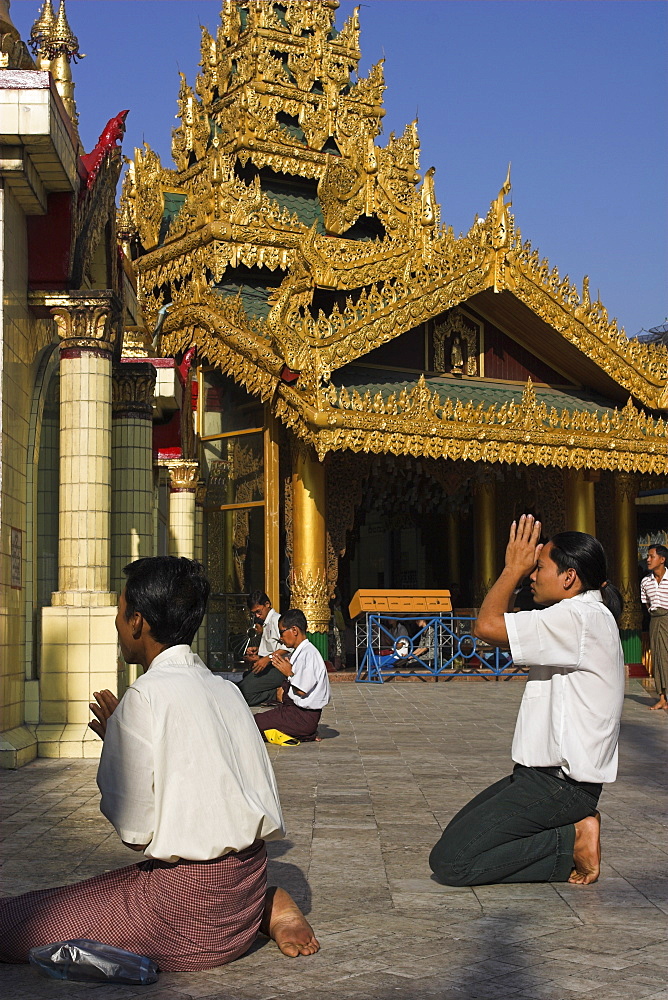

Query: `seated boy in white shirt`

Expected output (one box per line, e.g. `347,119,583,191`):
254,609,331,743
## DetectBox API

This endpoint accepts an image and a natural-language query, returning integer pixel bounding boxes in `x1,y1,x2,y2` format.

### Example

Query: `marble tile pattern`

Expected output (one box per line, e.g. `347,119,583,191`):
1,678,666,999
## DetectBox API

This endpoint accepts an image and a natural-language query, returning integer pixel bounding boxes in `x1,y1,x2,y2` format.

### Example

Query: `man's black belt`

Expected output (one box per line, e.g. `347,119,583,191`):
533,765,601,797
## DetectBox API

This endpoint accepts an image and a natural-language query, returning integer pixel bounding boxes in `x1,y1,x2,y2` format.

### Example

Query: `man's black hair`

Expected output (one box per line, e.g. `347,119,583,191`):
247,590,271,609
648,544,668,561
548,532,623,623
278,608,307,633
123,557,210,645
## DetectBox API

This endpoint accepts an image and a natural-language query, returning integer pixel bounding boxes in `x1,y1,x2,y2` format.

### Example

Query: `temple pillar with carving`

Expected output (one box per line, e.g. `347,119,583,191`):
38,292,119,759
166,460,199,559
473,480,496,605
291,443,329,657
564,470,597,534
111,361,156,690
614,472,643,666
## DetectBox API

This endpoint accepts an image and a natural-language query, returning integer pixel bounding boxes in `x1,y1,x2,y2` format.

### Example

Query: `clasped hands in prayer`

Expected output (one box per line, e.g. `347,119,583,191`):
504,513,543,581
88,688,119,740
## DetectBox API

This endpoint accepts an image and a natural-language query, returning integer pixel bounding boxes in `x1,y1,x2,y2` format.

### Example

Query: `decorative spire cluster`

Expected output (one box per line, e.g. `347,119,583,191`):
29,0,83,127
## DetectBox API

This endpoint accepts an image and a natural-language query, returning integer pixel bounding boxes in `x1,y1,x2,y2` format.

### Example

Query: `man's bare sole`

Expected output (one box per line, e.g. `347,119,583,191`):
649,696,667,711
260,886,320,956
568,812,601,885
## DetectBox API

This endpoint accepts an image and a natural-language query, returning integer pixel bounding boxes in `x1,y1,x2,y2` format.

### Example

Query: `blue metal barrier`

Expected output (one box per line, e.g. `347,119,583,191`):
355,613,526,683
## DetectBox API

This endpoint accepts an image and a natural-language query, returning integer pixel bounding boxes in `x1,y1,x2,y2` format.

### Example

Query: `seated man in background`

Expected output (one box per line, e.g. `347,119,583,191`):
239,590,288,706
0,558,319,970
254,609,330,743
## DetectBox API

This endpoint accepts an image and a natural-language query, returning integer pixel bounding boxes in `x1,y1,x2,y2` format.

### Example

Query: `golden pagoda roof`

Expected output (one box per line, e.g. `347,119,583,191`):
124,0,668,473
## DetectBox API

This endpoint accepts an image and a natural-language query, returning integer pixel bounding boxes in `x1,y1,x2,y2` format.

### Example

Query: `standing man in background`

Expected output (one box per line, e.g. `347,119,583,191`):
641,544,668,711
239,591,287,706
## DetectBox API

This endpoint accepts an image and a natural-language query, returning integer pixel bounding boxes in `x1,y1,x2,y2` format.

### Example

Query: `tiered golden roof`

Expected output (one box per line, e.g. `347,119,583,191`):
123,0,668,473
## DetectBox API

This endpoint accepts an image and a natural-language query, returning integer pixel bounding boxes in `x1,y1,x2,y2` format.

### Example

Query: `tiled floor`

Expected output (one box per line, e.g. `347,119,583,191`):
1,678,667,999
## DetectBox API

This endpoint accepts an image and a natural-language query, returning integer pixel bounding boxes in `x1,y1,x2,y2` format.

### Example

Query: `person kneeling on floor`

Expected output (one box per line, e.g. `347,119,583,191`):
254,609,331,743
0,557,319,972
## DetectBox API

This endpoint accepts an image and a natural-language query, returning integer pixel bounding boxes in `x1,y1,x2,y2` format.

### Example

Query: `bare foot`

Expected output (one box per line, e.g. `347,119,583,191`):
260,887,320,957
568,812,601,885
649,696,667,711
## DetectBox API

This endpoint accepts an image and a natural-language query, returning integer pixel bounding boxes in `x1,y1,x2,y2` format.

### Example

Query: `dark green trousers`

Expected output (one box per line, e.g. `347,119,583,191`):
429,765,600,885
238,665,285,706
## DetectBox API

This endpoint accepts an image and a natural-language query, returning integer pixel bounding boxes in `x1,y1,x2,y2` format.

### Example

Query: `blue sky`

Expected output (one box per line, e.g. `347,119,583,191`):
11,0,667,336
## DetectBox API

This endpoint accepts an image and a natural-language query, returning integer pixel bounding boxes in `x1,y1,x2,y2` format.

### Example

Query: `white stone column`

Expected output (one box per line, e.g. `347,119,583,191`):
38,292,120,759
166,460,199,559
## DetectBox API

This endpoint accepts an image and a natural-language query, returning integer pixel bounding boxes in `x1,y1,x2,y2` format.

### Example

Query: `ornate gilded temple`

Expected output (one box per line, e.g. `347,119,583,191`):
116,0,667,663
1,0,666,765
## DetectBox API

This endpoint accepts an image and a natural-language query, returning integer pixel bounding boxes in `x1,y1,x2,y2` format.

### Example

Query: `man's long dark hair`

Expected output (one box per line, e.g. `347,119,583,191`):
549,532,623,623
123,557,210,645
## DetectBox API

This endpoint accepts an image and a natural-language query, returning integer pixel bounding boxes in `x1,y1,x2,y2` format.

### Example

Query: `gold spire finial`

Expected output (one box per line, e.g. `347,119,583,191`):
29,0,54,55
50,0,81,60
32,0,83,129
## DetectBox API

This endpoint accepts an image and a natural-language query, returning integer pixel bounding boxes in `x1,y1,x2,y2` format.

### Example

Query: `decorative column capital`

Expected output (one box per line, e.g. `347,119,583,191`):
112,362,156,419
165,459,199,493
29,290,121,354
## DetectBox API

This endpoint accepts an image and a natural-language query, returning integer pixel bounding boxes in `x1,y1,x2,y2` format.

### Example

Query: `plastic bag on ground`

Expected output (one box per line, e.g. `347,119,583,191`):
28,939,159,984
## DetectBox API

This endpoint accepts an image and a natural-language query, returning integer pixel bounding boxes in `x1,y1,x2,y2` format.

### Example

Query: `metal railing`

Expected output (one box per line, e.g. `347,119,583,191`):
355,613,527,683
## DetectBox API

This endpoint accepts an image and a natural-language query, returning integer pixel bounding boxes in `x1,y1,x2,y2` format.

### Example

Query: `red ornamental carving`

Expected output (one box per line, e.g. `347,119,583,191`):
81,110,129,189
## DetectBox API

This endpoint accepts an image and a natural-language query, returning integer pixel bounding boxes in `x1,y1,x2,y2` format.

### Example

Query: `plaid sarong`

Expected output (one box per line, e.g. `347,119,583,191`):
0,841,267,972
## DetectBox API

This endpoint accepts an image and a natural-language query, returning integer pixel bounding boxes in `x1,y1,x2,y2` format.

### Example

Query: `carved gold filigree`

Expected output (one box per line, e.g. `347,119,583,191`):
125,0,667,475
290,567,330,633
274,377,667,474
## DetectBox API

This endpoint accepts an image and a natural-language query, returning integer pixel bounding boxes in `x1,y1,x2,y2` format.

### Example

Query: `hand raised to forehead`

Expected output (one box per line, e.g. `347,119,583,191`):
505,514,543,577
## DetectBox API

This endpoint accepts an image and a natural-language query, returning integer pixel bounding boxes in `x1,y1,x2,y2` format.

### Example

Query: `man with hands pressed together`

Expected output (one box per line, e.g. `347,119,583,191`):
0,558,319,970
254,609,330,743
430,515,625,888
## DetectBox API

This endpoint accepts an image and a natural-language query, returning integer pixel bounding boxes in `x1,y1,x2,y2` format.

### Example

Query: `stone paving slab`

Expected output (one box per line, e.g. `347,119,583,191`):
1,678,667,999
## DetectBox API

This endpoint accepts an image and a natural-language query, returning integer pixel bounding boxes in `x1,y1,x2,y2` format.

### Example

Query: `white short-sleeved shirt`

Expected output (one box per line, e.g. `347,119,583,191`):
97,645,285,862
287,638,331,710
505,591,625,784
258,607,282,657
640,572,668,611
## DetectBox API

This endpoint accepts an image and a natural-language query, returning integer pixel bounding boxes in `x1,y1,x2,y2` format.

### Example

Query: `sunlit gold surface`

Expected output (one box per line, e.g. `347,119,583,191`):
123,0,667,473
291,444,329,632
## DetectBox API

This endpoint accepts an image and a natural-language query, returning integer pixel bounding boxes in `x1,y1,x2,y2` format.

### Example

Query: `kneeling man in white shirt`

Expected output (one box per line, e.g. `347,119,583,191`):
430,515,625,887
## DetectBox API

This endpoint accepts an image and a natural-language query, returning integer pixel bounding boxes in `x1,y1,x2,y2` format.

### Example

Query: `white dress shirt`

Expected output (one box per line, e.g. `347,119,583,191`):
97,645,285,862
258,607,282,657
287,638,331,710
640,572,668,611
505,591,625,784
